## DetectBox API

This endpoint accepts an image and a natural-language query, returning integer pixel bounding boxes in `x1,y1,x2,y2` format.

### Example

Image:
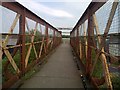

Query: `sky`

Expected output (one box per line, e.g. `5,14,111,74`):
16,0,91,35
1,0,119,35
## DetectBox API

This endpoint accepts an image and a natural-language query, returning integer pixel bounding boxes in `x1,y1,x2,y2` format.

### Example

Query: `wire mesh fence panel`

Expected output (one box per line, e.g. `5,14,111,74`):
70,1,120,89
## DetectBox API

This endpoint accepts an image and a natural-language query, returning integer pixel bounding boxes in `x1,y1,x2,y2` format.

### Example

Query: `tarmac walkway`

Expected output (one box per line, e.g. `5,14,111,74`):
20,39,84,88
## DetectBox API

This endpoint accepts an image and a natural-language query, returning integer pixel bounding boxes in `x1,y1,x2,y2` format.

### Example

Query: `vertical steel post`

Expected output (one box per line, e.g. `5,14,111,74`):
53,30,55,47
45,25,48,53
19,9,25,75
57,32,58,46
73,32,75,49
86,9,94,77
77,28,79,55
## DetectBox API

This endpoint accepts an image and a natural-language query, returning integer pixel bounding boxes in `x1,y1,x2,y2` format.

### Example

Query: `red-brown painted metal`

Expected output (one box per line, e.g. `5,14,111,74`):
1,1,58,32
85,10,94,77
70,0,118,90
72,2,105,33
45,26,49,53
19,9,26,74
1,1,62,88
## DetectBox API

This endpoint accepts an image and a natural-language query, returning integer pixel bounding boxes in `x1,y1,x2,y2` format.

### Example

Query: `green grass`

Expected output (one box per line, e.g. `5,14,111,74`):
62,35,70,38
82,57,86,65
110,62,120,67
92,59,103,78
2,30,43,83
99,84,106,89
110,73,120,89
23,69,36,80
77,36,120,88
91,48,103,78
91,49,120,89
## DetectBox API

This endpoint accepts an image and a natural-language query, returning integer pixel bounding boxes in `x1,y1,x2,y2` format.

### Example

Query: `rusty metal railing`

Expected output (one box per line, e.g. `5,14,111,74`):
70,0,120,89
1,1,62,88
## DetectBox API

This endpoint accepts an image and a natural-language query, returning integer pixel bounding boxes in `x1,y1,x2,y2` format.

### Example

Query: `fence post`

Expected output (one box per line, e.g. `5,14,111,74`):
77,28,79,55
86,9,94,77
45,25,48,53
19,9,25,75
53,30,55,47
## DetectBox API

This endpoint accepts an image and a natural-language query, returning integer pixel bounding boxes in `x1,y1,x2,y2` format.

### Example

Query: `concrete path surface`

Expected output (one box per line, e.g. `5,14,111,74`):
20,38,84,88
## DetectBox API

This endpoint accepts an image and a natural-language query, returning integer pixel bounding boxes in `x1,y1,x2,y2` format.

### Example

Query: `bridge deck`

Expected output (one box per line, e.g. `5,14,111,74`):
20,39,84,88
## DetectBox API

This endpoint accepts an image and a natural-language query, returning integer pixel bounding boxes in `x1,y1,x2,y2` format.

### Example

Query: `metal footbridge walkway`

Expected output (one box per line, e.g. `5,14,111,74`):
1,0,120,89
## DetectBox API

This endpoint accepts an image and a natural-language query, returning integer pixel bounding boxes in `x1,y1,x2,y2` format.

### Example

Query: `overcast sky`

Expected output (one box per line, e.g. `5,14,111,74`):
1,0,119,35
16,0,91,35
16,0,91,28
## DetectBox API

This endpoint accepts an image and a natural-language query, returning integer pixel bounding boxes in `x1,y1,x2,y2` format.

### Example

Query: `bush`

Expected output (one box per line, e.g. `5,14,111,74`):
110,73,120,89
